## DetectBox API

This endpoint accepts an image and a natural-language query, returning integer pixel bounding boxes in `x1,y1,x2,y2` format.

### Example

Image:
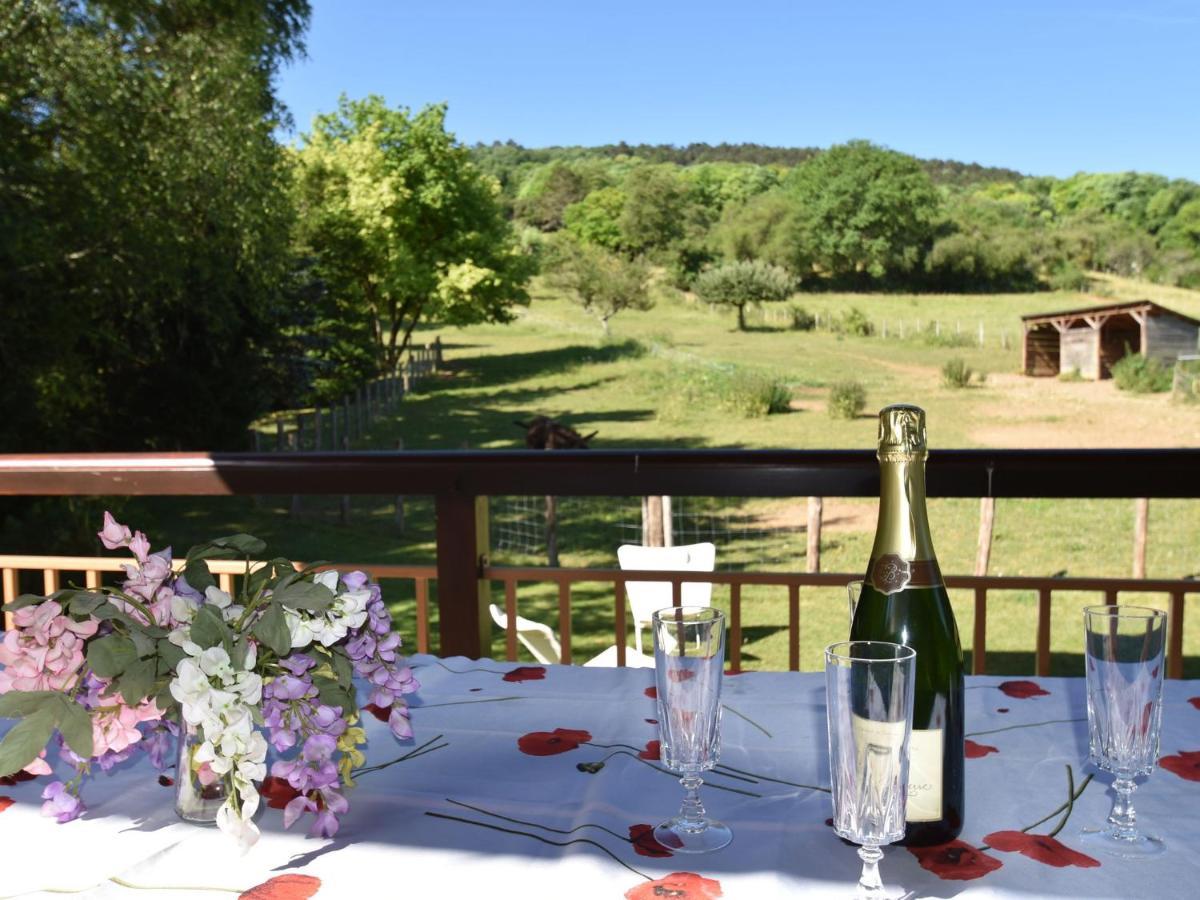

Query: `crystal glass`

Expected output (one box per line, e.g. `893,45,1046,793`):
847,580,864,628
825,640,916,900
652,606,732,853
1081,604,1167,858
175,722,226,824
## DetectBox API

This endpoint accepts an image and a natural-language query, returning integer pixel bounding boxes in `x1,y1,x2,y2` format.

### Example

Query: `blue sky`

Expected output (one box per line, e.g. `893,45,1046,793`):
277,0,1200,179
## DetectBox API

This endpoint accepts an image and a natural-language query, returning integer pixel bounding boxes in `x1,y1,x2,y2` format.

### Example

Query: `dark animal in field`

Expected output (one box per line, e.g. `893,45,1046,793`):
515,416,597,449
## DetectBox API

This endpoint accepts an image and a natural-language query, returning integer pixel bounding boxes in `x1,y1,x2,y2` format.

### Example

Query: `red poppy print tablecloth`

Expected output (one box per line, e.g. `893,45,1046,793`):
3,657,1200,898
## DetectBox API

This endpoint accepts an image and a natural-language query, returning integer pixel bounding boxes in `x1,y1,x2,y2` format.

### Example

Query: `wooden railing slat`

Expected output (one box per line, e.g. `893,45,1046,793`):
973,587,987,676
2,568,15,632
415,578,429,655
42,568,59,596
729,583,742,674
1036,588,1052,676
788,584,800,672
1170,590,1185,680
615,580,626,668
504,579,518,662
558,579,572,666
85,571,100,590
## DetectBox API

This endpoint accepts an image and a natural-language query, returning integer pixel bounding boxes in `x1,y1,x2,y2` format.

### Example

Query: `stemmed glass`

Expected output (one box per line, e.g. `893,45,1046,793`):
825,640,916,899
1081,604,1167,858
847,580,864,628
652,606,732,853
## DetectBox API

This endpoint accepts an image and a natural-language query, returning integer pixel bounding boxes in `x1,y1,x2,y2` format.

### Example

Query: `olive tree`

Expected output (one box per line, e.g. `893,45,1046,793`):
693,260,793,330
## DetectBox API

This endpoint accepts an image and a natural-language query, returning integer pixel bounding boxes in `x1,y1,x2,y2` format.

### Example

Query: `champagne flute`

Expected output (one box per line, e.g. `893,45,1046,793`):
825,640,916,899
652,606,732,853
847,580,864,629
1081,604,1167,858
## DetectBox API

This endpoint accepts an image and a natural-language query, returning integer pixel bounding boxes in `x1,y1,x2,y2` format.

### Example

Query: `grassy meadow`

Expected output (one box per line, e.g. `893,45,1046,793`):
132,274,1200,675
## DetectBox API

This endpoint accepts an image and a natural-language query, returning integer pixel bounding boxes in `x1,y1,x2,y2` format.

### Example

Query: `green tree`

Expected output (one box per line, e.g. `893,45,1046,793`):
618,165,688,253
564,186,627,251
693,260,793,330
547,240,653,335
1158,198,1200,253
0,0,309,453
711,190,796,265
514,163,589,230
784,141,940,284
293,96,533,374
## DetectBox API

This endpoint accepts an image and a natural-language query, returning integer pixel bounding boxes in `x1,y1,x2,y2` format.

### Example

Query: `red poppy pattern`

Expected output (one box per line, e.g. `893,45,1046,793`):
983,831,1100,869
362,703,391,723
965,739,999,758
238,875,322,900
517,728,592,756
909,840,1004,880
628,823,674,857
638,740,661,760
0,797,13,813
667,668,696,683
260,775,302,809
503,666,547,683
998,681,1049,699
625,872,723,900
158,775,175,787
1160,749,1200,781
0,770,37,787
644,686,657,699
1188,697,1200,711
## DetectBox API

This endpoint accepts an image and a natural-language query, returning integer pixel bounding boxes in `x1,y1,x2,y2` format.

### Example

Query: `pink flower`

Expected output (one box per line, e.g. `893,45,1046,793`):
129,531,151,563
98,512,132,549
91,697,162,757
41,781,85,823
0,602,97,693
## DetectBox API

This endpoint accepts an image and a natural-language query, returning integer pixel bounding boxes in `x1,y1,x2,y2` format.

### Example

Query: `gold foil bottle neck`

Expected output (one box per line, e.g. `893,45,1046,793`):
877,404,927,462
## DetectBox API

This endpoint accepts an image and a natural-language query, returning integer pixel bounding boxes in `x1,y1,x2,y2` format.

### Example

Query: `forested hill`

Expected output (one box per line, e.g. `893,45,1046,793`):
470,141,1026,186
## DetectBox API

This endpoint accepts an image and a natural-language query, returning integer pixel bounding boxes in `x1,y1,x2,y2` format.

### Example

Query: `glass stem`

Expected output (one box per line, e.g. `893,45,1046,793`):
677,774,708,832
857,844,884,899
1108,777,1139,842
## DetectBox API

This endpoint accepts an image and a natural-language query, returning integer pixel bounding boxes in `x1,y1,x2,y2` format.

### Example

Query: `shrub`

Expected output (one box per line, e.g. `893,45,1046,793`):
724,369,792,417
832,306,874,337
789,305,816,331
1111,349,1172,393
828,380,866,419
941,358,973,389
655,363,791,419
1058,368,1084,382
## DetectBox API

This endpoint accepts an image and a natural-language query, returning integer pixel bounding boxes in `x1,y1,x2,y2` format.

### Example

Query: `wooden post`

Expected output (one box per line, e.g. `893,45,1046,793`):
644,496,664,547
806,497,822,573
662,496,673,548
2,567,16,632
435,493,490,659
1133,498,1149,578
434,335,443,368
358,385,367,434
403,363,412,394
339,436,351,524
975,497,996,576
394,437,405,532
313,408,323,451
252,430,262,508
275,419,284,451
342,395,351,444
545,495,559,567
290,419,302,516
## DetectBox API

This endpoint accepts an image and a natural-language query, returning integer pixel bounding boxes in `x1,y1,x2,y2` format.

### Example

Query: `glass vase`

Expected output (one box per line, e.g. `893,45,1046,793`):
175,723,227,824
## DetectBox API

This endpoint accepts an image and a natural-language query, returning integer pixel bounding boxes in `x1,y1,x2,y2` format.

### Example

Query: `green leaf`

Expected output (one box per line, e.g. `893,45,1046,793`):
65,592,107,616
130,629,157,659
312,675,353,712
1,594,45,612
155,639,187,674
55,697,94,759
189,605,228,650
252,602,292,657
0,691,61,719
183,558,215,594
87,634,138,678
272,580,335,612
330,646,354,688
154,683,176,714
186,534,265,562
0,705,58,778
115,658,157,704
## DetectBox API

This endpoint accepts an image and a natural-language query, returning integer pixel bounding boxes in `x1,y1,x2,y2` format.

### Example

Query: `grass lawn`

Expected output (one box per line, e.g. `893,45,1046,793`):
132,275,1200,675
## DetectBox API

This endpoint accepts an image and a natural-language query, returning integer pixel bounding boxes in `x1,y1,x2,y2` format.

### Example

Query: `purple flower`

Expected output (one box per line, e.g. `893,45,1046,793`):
342,570,369,591
172,574,204,603
388,706,413,740
309,809,340,838
279,653,316,676
98,512,131,550
311,705,347,737
141,723,177,771
271,674,314,701
41,781,85,823
301,733,337,763
283,795,318,829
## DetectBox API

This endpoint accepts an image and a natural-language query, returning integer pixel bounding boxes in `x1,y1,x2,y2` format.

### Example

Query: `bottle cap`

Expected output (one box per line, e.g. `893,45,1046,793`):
877,404,927,461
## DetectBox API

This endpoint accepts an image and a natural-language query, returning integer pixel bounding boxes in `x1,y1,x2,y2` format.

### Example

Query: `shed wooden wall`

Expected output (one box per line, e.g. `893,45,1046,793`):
1146,314,1199,365
1100,316,1141,378
1061,328,1099,379
1024,326,1059,375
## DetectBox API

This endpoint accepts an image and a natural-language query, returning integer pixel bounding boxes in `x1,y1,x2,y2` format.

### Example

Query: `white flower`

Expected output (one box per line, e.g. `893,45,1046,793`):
198,646,234,681
314,570,340,593
216,803,260,852
170,592,198,625
204,586,232,609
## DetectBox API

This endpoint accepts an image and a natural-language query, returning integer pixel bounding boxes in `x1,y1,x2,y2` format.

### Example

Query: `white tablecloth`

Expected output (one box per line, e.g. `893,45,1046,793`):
3,655,1200,899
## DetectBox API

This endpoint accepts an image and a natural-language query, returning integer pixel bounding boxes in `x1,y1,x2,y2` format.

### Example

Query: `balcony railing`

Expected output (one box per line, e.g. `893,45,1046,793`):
1,449,1197,676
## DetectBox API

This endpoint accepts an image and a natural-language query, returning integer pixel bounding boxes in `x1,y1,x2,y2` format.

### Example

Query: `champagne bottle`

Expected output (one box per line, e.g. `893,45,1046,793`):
849,404,964,846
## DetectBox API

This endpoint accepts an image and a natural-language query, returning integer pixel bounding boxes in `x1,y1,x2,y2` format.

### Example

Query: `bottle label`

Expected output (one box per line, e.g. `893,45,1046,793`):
867,557,942,595
906,728,944,822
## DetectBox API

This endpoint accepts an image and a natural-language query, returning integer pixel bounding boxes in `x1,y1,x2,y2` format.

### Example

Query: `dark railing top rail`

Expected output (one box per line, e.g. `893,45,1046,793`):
1,448,1198,498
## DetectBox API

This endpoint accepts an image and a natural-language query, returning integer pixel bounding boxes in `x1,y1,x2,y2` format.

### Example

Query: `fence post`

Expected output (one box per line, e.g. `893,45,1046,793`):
332,403,340,452
252,430,263,508
313,408,323,451
976,497,996,575
978,322,985,347
806,497,822,573
393,437,406,531
342,395,352,444
339,436,351,525
662,495,673,548
435,493,491,659
290,416,302,517
1133,498,1149,578
434,335,443,368
275,419,284,451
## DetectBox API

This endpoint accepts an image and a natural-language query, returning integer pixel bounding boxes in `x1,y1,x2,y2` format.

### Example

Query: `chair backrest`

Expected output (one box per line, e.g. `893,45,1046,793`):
488,604,562,665
617,543,716,655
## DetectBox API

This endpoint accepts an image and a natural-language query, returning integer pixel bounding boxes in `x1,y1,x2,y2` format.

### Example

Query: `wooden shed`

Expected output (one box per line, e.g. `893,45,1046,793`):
1021,300,1200,380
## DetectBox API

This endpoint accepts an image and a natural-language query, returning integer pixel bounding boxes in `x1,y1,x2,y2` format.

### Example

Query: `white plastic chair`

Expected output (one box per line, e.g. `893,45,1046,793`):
488,604,561,665
617,542,716,657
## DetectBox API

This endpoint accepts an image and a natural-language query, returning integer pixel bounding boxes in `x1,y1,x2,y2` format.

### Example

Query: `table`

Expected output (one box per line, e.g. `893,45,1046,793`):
3,655,1200,898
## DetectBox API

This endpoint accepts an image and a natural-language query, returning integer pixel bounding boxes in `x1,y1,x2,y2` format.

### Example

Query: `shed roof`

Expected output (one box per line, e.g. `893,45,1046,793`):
1021,299,1200,330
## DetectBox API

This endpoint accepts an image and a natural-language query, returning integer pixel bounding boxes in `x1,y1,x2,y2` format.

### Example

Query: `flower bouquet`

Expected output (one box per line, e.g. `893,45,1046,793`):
0,513,418,847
